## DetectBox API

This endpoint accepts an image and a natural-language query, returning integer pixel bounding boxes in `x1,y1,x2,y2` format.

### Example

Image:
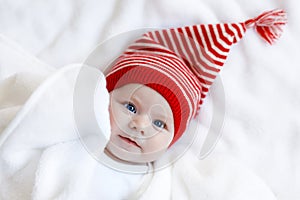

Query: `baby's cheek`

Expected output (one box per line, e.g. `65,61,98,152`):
144,134,172,152
109,103,123,126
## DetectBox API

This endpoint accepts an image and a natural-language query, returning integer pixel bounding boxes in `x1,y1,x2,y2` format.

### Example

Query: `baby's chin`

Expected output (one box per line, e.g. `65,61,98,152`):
106,143,167,164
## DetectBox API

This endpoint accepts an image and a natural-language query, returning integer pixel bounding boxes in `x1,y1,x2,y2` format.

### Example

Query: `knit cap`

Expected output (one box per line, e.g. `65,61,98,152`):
106,9,287,146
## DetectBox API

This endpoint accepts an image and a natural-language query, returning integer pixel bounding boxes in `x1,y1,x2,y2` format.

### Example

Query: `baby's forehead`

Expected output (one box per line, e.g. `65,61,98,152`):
112,83,173,114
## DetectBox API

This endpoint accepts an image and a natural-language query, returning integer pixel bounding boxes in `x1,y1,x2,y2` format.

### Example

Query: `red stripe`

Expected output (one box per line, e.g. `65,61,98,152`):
200,84,209,93
178,27,202,71
147,32,155,40
154,30,164,45
144,57,198,104
127,45,176,55
193,25,204,47
240,22,247,33
169,29,185,59
134,37,158,45
216,24,232,45
114,55,197,107
162,30,175,52
185,26,206,66
183,27,215,73
199,99,203,105
139,55,200,97
192,63,219,80
231,23,244,42
208,24,230,53
171,59,202,96
200,73,217,83
224,24,235,43
198,77,212,87
192,25,222,70
177,27,199,70
116,55,216,97
201,93,207,99
200,25,226,61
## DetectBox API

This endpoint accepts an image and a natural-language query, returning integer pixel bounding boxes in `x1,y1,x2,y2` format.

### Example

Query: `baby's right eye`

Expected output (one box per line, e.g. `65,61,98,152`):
124,102,136,114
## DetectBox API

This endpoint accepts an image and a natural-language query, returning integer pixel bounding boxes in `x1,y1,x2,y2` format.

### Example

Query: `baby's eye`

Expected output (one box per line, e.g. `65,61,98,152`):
153,120,166,129
124,102,136,114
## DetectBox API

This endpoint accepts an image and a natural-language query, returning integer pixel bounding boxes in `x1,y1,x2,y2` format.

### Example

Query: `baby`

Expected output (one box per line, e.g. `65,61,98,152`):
0,9,286,200
102,8,287,166
103,31,202,165
106,83,175,163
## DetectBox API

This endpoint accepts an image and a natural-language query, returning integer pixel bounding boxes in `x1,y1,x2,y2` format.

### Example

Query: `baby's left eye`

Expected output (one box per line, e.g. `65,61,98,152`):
124,102,136,114
153,120,166,129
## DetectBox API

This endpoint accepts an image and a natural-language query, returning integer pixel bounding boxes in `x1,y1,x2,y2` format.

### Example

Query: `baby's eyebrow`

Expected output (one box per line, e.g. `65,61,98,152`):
152,112,172,122
130,95,142,105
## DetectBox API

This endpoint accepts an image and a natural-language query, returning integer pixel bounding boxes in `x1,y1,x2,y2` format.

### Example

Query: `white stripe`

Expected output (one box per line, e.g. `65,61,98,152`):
167,29,203,95
150,31,159,44
191,26,223,71
180,27,220,85
196,25,225,63
189,26,222,72
140,35,151,40
154,58,201,109
212,25,231,49
173,29,189,58
164,29,177,51
125,49,178,59
164,29,182,60
132,30,221,77
180,27,199,67
111,56,196,96
156,57,200,95
200,90,208,98
127,42,170,52
195,73,215,86
112,55,200,109
127,32,218,100
157,30,169,49
170,59,202,101
204,25,228,57
127,47,219,83
219,24,233,42
172,29,213,91
227,24,240,43
236,23,246,40
111,55,199,102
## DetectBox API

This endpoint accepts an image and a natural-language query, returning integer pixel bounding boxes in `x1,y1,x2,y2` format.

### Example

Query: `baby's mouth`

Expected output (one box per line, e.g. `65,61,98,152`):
118,135,141,148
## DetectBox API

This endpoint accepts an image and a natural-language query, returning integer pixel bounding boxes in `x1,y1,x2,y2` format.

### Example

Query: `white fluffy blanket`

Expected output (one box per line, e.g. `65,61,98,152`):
0,0,299,199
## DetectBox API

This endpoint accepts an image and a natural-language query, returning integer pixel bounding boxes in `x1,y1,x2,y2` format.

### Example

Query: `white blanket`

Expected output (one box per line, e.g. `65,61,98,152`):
0,0,299,199
0,39,277,199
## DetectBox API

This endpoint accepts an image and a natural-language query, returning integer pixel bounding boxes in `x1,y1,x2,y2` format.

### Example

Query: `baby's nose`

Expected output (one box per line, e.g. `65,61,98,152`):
129,114,151,134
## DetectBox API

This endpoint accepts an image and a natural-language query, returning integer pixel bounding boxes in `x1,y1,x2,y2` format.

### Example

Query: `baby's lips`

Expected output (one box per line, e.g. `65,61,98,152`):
119,135,141,148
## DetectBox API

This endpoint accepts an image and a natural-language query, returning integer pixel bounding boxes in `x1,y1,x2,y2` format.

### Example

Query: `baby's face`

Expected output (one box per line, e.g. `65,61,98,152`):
106,83,174,163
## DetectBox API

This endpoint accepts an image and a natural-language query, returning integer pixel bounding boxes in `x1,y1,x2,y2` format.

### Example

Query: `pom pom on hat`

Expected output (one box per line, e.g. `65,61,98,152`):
106,9,287,146
245,9,288,44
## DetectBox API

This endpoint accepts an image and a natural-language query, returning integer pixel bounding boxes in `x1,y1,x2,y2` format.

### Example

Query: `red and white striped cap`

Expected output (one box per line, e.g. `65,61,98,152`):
106,9,287,145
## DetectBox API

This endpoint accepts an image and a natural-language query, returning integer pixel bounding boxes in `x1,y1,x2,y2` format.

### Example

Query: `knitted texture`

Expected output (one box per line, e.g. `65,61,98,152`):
106,9,287,145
